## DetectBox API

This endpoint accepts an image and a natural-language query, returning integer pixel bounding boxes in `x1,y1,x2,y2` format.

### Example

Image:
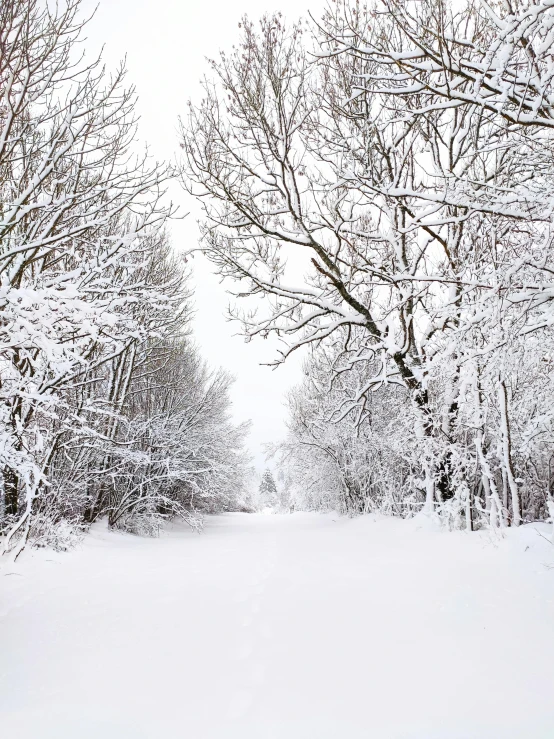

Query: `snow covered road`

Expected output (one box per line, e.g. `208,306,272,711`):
1,513,554,738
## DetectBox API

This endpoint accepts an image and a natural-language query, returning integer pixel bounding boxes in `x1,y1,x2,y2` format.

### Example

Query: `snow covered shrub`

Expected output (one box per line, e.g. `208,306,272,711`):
113,513,163,538
28,515,87,552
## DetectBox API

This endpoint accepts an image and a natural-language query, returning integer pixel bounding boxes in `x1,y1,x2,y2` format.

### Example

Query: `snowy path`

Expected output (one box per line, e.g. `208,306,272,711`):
1,513,554,738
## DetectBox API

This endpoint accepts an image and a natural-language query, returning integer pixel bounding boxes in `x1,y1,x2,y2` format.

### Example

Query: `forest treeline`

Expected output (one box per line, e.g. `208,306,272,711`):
182,0,554,529
0,0,251,555
2,0,554,553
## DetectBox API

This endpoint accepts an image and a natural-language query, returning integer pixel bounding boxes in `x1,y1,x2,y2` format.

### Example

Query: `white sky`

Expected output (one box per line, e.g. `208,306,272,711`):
79,0,327,469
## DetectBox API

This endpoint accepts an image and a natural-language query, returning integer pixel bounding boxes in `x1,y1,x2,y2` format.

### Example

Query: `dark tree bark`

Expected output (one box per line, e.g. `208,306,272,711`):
3,466,19,516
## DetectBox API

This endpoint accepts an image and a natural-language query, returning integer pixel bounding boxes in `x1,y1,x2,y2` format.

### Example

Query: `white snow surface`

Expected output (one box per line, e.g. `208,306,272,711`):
1,513,554,738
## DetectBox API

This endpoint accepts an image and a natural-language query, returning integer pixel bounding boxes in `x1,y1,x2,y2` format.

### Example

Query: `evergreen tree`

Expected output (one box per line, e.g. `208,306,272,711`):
259,469,279,509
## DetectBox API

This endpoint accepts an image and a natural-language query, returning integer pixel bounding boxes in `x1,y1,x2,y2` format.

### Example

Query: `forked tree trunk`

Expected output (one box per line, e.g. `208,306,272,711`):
474,370,505,528
498,378,521,526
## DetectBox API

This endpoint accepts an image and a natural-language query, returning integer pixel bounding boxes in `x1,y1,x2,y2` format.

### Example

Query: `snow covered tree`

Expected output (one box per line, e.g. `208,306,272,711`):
181,4,554,528
0,0,251,553
259,469,279,510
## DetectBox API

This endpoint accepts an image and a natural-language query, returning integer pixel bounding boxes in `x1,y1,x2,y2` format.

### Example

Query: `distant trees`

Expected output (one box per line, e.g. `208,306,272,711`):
259,469,279,509
0,0,250,555
278,345,411,515
181,1,554,528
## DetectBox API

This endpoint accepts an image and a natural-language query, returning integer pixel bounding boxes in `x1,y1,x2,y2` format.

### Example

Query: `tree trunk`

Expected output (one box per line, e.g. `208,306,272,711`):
3,466,19,516
436,449,455,502
474,370,505,528
498,378,521,526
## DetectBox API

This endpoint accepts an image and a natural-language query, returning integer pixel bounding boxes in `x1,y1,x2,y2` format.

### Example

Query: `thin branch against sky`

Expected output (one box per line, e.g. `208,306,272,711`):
78,0,328,469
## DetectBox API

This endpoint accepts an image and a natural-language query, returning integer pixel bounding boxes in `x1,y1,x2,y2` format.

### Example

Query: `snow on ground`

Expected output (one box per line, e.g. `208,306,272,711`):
1,513,554,738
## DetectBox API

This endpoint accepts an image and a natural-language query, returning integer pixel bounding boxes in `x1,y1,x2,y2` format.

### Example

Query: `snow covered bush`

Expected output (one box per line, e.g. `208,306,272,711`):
112,511,163,538
27,514,87,552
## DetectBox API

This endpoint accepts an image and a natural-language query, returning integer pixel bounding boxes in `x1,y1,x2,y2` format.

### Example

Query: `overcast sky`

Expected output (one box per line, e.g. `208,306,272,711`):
78,0,326,470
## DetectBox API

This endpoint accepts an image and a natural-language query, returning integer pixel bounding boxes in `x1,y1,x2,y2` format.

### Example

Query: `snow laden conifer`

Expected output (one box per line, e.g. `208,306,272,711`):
259,469,279,510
